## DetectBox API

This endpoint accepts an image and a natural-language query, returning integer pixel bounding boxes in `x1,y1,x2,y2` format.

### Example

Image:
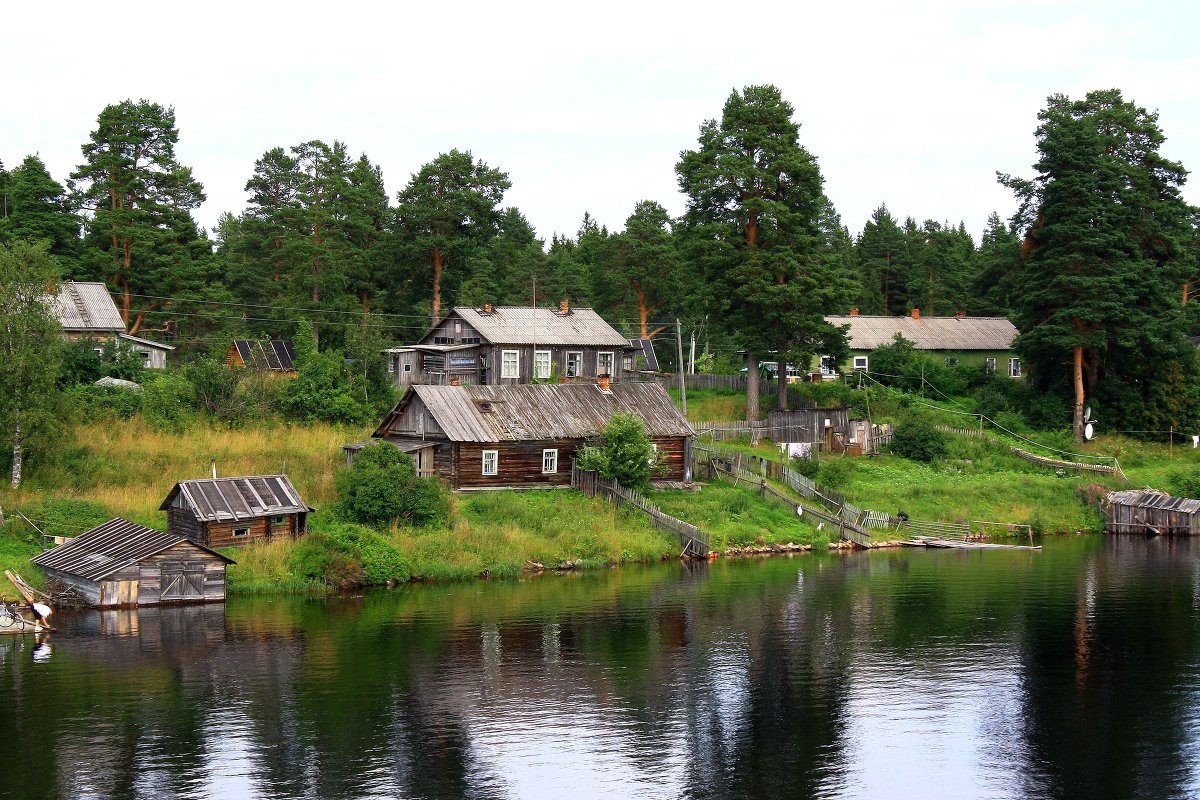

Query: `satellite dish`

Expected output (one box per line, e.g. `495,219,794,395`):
1084,422,1095,441
1084,406,1092,423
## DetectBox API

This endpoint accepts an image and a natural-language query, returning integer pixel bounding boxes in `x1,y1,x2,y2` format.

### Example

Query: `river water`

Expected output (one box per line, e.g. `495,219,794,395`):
2,536,1199,800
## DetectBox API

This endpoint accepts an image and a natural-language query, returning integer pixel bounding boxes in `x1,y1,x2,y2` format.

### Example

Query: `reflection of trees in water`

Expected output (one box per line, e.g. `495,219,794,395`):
1014,536,1200,800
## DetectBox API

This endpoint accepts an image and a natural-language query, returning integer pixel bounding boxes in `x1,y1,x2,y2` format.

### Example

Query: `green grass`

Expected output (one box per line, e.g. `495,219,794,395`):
651,481,835,551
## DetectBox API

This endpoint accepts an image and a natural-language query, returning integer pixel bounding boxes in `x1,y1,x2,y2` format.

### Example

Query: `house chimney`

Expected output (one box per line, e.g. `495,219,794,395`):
598,375,611,392
559,298,570,314
482,303,493,314
449,375,461,387
911,308,920,320
211,461,217,479
849,307,859,316
955,309,966,318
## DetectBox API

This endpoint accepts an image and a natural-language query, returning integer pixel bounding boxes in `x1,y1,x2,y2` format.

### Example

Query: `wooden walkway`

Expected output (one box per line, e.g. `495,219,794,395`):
903,536,1042,551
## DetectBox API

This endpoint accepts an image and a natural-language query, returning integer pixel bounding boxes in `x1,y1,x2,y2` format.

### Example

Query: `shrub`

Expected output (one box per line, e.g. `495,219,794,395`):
142,373,193,432
182,358,245,422
63,384,143,421
891,416,948,462
288,522,413,588
576,413,660,493
334,441,449,527
816,457,857,490
790,454,820,479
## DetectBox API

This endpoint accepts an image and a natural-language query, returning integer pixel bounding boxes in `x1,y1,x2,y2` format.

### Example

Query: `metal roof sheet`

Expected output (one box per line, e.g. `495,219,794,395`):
45,281,125,332
118,333,175,351
32,518,233,581
825,315,1018,351
433,307,630,346
232,340,296,371
376,383,695,443
159,475,309,521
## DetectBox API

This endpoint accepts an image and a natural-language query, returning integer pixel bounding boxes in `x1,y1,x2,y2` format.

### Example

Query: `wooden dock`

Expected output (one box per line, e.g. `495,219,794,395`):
903,536,1041,551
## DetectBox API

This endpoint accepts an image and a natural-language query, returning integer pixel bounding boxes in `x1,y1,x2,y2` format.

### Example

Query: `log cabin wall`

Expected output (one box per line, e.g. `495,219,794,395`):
455,440,580,489
651,437,688,481
204,517,270,548
167,507,206,546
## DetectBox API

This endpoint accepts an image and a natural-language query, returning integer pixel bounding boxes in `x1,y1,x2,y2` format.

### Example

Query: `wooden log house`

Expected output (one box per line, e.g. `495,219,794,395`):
363,382,695,490
32,518,235,607
160,475,311,548
1105,490,1200,535
386,302,636,388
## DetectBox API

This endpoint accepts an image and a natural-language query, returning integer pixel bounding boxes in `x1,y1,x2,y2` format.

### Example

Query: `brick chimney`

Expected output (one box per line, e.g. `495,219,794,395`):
482,303,493,314
559,298,570,314
955,309,966,318
449,376,461,387
598,375,610,392
849,308,859,316
911,308,921,320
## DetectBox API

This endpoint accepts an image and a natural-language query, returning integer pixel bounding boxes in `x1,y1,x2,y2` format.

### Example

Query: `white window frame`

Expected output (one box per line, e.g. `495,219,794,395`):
482,450,498,476
566,351,583,378
597,351,614,377
819,355,838,375
534,350,552,380
985,357,996,375
542,448,558,474
853,356,868,372
649,442,659,466
1009,357,1022,378
500,350,520,379
233,527,249,538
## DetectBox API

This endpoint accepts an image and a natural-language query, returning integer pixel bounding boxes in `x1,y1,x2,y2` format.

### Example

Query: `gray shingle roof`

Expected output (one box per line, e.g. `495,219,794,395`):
439,307,630,347
32,518,233,581
159,475,309,522
826,315,1018,351
46,281,125,333
376,383,695,443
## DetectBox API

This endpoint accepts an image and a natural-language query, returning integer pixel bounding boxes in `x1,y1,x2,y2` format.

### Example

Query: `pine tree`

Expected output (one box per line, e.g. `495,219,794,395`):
1000,89,1193,439
0,155,80,269
971,212,1021,316
69,99,208,333
854,205,908,315
676,85,848,415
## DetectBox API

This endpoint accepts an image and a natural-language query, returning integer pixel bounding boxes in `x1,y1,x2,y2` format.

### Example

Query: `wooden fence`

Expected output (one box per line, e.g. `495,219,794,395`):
632,372,815,399
571,465,709,558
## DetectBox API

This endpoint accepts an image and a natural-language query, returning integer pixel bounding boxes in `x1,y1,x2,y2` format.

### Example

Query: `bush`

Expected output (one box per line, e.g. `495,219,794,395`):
142,372,192,432
182,358,245,422
334,441,449,527
576,413,660,492
816,457,857,490
63,384,143,421
790,454,819,479
891,416,948,462
288,522,413,588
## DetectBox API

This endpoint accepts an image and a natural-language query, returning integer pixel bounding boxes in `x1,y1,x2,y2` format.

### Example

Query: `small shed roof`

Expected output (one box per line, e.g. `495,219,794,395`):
1105,490,1200,514
627,338,660,371
45,281,125,333
231,340,296,371
430,306,630,347
825,315,1018,351
159,475,309,522
32,518,234,581
119,333,176,351
375,382,695,443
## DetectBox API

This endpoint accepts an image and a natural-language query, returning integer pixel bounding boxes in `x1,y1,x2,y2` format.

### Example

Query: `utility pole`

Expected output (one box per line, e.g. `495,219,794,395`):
676,318,687,417
531,274,537,307
689,328,696,374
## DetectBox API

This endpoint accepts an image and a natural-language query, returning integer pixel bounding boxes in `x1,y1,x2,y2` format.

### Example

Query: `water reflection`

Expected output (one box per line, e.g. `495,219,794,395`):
1,537,1199,799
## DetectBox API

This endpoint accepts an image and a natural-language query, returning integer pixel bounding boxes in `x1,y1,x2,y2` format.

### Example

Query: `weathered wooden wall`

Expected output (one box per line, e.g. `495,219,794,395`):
455,440,579,489
204,513,300,548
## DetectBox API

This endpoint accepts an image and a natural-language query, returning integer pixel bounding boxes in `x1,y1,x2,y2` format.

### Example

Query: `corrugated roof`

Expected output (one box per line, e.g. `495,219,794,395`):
1106,490,1200,514
375,383,695,443
32,518,233,581
436,307,630,346
118,333,175,351
233,340,296,371
159,475,309,522
45,281,125,333
826,315,1018,351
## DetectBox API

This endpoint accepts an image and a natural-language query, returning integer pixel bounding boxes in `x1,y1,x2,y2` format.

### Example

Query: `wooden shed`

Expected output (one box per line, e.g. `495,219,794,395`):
366,382,695,490
32,518,235,607
160,475,310,548
1105,490,1200,535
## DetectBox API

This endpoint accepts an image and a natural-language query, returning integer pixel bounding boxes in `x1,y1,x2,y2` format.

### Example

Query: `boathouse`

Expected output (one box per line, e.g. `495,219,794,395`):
160,475,311,548
32,518,235,607
1104,490,1200,535
363,382,695,489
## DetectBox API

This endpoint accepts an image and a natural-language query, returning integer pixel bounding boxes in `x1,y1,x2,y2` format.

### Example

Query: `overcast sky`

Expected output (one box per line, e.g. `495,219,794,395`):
6,0,1198,245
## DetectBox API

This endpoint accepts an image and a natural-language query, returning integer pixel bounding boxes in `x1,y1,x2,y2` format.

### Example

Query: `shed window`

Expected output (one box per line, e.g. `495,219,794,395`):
233,527,249,538
566,351,583,378
542,449,558,474
534,350,552,380
404,363,411,373
597,351,614,377
273,515,286,525
1009,357,1022,378
853,356,868,372
501,350,520,379
482,450,498,476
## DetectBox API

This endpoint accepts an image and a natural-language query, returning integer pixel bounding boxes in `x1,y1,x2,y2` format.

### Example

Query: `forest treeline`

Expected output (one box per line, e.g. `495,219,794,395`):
1,85,1199,440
